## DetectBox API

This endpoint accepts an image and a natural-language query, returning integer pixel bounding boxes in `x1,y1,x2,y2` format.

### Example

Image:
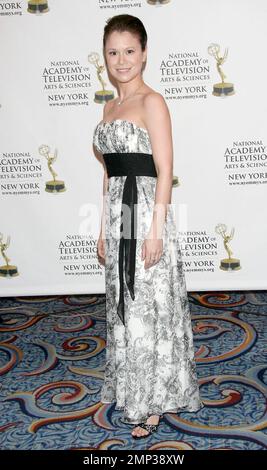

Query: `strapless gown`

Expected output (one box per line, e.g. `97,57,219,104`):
93,119,204,425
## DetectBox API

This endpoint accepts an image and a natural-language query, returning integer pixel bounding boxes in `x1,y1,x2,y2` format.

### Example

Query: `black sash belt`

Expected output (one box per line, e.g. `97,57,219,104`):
103,152,157,325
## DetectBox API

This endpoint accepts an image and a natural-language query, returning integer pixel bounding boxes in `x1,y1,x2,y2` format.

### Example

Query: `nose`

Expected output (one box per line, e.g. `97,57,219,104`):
118,52,125,65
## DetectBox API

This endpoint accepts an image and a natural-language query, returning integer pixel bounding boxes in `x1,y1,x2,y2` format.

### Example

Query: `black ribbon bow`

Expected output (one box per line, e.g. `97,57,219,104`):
102,152,157,325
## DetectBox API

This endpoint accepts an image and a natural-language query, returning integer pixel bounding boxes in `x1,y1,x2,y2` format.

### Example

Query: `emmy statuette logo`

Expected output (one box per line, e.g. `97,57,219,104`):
215,224,241,271
39,145,66,193
27,0,49,14
208,43,235,97
88,52,114,104
0,234,19,278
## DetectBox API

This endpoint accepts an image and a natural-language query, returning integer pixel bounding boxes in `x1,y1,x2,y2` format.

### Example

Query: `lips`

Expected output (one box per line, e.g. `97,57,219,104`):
117,68,131,72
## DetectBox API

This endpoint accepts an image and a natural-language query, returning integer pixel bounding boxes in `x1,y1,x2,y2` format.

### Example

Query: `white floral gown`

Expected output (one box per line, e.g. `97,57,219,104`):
93,119,204,425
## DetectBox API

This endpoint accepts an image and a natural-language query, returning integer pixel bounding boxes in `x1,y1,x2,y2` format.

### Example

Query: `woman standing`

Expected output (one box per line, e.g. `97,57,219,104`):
93,14,204,439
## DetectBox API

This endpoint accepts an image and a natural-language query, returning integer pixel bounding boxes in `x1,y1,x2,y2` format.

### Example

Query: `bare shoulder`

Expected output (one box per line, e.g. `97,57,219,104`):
103,98,116,119
143,91,169,116
143,91,169,123
143,90,166,104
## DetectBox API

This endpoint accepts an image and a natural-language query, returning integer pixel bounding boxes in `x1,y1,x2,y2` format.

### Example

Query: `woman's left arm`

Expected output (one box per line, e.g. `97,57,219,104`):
144,92,173,239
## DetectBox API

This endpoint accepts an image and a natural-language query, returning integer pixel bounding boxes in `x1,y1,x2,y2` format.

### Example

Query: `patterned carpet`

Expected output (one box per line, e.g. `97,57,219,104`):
0,291,266,450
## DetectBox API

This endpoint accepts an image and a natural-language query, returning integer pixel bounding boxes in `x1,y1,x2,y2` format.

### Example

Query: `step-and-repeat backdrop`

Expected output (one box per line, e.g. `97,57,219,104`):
0,0,266,296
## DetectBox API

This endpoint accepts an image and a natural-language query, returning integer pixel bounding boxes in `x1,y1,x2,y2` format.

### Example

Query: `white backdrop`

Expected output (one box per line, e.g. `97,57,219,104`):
0,0,266,296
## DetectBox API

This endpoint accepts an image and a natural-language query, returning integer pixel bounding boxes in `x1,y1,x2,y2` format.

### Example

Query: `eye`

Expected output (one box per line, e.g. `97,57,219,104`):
127,49,135,54
109,51,117,56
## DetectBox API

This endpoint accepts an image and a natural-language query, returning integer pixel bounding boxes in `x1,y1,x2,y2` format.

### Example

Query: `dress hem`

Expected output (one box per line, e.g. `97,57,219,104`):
100,399,205,425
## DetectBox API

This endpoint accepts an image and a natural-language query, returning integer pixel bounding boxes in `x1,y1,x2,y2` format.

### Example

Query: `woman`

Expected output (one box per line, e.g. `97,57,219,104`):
93,14,204,439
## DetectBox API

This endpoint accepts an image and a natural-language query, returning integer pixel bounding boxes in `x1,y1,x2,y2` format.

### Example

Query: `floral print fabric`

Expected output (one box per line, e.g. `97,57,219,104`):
93,119,204,424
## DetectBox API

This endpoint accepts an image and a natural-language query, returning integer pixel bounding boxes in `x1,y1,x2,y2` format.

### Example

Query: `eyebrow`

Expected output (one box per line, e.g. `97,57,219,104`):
106,46,136,51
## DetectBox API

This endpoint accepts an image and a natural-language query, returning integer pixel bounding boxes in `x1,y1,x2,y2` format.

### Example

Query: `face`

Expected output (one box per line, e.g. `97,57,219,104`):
104,30,147,83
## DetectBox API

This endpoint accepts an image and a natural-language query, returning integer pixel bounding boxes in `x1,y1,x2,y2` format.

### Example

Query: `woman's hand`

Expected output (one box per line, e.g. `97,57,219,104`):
141,235,163,269
97,234,105,266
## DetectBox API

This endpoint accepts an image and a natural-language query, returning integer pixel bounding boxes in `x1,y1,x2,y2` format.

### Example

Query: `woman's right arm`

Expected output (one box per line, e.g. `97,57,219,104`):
97,101,111,260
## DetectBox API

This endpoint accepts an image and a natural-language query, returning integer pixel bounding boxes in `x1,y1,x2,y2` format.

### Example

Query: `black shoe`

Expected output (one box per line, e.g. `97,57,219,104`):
131,415,162,439
132,422,159,439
